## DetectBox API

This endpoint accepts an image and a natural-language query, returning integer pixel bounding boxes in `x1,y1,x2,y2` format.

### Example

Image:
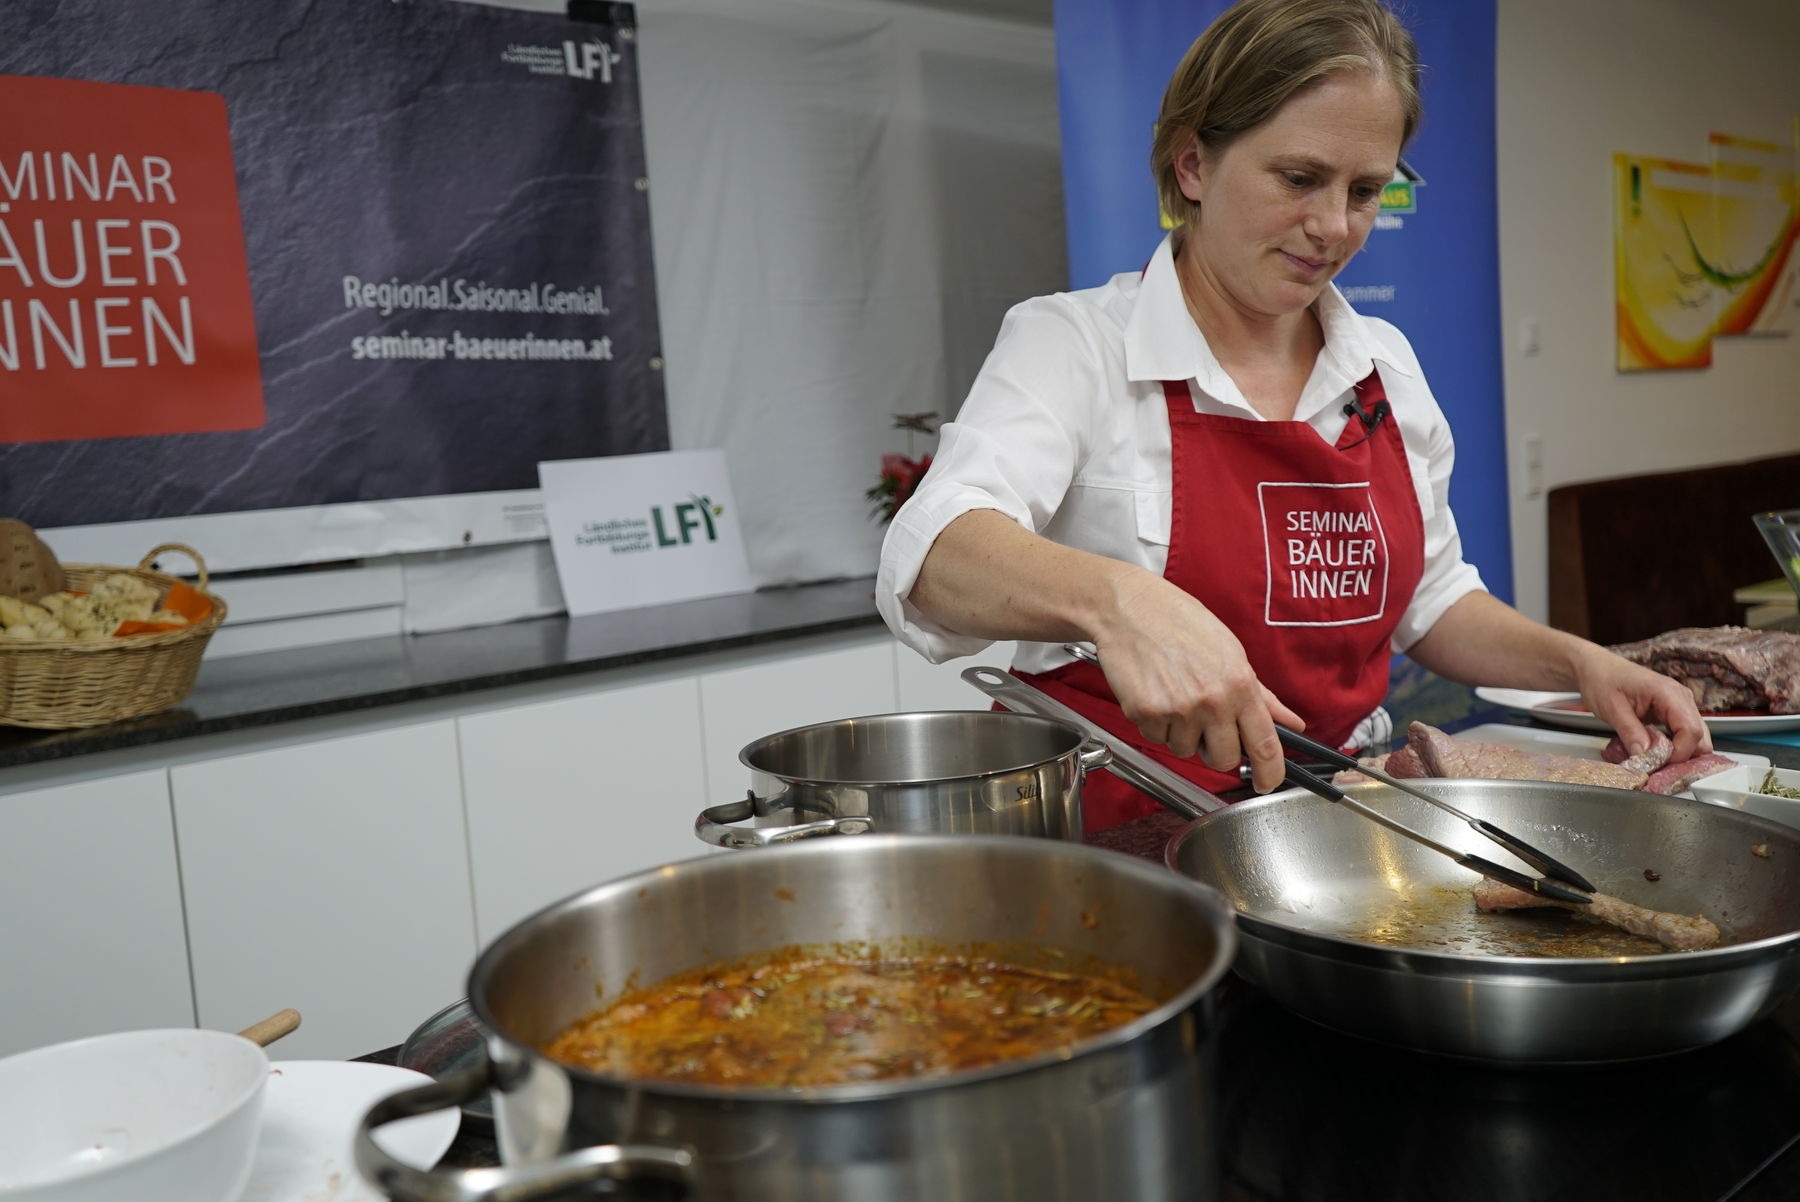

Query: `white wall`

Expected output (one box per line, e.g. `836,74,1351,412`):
1496,0,1800,621
638,0,1065,586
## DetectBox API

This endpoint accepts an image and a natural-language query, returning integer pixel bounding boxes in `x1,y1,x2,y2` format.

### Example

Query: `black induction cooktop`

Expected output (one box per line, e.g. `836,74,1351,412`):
1215,979,1800,1202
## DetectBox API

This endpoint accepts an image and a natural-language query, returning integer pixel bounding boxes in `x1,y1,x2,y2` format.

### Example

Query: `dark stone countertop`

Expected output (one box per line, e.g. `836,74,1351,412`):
0,576,886,770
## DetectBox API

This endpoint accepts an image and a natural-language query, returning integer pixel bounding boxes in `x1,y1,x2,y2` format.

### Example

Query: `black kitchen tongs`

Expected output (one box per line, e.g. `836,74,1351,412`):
1270,725,1596,905
1060,644,1596,905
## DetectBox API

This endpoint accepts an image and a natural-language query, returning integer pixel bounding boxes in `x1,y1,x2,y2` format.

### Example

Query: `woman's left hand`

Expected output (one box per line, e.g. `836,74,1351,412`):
1571,645,1712,763
1408,592,1712,764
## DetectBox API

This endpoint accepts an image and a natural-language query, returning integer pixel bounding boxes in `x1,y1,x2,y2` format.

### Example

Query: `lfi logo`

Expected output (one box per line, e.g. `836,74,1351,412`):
562,40,619,83
651,495,724,547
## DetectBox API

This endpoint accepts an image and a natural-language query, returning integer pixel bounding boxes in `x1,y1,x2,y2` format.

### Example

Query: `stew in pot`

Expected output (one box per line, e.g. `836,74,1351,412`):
544,949,1160,1087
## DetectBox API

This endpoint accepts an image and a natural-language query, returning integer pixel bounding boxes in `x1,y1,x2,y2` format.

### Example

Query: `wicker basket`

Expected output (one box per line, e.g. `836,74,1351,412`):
0,543,228,730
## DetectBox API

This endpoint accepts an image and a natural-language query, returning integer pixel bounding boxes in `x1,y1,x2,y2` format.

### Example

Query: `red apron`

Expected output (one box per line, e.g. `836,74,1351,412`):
1020,372,1425,832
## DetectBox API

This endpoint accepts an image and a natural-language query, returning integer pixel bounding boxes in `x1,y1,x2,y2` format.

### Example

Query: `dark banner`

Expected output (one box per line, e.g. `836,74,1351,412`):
0,0,666,531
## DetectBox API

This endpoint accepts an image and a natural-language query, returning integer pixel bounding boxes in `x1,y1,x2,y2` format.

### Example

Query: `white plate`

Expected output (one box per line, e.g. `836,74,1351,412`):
1690,764,1800,829
1448,724,1766,797
240,1061,458,1202
1473,687,1800,735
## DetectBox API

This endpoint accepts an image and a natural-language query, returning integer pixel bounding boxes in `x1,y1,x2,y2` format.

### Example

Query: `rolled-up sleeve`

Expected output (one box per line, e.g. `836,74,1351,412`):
877,298,1101,663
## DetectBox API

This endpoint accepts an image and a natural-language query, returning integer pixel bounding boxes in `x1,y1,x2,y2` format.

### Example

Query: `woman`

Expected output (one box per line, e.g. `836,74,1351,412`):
877,0,1707,832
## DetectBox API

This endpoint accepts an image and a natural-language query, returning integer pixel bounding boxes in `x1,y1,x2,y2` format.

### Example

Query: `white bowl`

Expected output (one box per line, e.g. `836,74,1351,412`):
0,1028,269,1202
1690,764,1800,829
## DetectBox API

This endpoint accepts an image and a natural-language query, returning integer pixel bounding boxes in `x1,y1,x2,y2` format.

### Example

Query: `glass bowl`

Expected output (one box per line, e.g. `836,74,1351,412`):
1753,509,1800,598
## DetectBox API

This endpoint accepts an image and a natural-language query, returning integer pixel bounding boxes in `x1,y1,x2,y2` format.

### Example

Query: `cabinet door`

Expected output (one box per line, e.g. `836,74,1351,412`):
171,721,475,1060
458,676,707,945
698,636,898,803
0,770,192,1057
894,641,1019,712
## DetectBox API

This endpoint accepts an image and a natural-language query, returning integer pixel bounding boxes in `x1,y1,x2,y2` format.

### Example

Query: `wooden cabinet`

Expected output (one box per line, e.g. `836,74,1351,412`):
170,721,476,1060
0,770,192,1058
458,673,708,946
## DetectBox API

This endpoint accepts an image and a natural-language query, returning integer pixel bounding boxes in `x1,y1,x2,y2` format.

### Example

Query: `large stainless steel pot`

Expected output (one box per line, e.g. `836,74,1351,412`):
693,710,1110,847
356,835,1238,1201
965,666,1800,1064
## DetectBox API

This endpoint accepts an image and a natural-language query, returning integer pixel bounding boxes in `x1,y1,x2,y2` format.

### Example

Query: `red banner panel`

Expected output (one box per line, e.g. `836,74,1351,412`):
0,74,264,443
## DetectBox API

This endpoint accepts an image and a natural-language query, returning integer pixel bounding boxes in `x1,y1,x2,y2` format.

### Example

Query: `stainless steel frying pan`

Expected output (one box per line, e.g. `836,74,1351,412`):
965,665,1800,1064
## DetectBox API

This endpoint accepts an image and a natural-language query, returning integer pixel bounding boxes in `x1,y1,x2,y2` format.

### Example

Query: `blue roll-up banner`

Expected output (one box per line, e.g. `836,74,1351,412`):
1051,0,1511,602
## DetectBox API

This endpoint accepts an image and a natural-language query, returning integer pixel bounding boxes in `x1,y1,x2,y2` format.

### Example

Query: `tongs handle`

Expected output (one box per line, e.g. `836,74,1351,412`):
1273,725,1368,774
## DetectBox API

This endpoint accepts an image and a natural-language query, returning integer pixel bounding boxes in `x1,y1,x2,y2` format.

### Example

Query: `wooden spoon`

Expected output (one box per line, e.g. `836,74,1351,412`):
235,1008,302,1048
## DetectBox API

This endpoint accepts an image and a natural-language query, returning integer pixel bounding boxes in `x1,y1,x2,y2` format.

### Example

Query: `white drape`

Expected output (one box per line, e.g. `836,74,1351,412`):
631,0,1066,584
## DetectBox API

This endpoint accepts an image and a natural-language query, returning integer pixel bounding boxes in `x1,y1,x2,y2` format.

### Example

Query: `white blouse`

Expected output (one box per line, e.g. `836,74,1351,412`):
876,233,1486,676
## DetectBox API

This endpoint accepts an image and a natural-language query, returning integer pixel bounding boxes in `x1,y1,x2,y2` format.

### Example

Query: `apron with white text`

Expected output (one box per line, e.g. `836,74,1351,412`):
1019,372,1425,832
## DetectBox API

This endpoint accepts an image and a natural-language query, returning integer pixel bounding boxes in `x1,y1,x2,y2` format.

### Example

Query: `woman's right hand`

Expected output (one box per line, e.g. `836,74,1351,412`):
1091,573,1303,794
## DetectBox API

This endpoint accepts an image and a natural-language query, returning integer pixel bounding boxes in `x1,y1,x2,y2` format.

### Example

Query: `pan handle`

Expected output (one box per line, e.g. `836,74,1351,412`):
694,795,872,848
960,666,1222,819
355,1057,695,1202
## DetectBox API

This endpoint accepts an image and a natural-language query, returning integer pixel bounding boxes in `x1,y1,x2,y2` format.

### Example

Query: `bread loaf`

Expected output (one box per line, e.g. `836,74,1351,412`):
0,519,64,603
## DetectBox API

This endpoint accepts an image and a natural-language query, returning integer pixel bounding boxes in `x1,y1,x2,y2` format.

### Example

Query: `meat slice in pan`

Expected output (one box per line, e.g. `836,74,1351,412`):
1406,722,1648,790
1472,878,1720,951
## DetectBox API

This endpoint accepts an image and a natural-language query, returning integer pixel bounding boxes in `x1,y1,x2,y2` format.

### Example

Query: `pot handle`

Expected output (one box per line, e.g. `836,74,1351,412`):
1078,739,1113,773
694,794,873,848
961,666,1222,819
355,1058,696,1202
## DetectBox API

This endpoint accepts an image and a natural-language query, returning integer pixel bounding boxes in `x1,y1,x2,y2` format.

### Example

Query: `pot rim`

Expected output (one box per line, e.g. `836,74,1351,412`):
469,834,1238,1104
738,709,1094,787
1164,790,1800,973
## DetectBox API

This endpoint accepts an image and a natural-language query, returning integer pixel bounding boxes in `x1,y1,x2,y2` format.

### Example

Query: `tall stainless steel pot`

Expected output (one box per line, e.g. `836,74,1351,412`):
356,835,1238,1201
693,710,1111,847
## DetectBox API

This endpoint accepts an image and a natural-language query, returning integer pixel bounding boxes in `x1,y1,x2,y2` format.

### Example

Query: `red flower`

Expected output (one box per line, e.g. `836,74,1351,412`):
866,453,934,523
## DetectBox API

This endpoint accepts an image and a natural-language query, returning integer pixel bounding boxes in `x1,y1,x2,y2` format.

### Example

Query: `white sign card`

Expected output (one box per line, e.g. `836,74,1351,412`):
539,451,755,617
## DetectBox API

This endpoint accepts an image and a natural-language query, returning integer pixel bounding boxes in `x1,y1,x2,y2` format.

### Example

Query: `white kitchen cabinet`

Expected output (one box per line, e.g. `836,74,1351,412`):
0,770,192,1058
458,674,708,946
894,641,1019,712
698,635,899,803
170,721,475,1060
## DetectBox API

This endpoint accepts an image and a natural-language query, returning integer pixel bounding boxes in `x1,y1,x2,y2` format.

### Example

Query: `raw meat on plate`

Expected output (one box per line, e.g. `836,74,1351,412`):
1406,722,1646,788
1602,729,1673,774
1332,722,1735,795
1609,626,1800,714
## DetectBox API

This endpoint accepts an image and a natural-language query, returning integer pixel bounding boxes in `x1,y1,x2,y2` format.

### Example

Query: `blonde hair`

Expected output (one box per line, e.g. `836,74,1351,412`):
1150,0,1421,230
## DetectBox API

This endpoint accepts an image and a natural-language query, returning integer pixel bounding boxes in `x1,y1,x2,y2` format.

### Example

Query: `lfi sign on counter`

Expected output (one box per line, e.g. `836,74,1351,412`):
539,450,754,616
